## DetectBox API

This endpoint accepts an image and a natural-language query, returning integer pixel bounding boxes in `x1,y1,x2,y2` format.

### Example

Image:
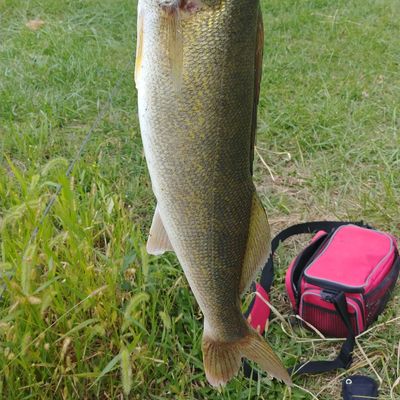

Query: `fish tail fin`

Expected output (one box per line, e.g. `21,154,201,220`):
240,328,292,385
202,335,242,387
203,325,291,387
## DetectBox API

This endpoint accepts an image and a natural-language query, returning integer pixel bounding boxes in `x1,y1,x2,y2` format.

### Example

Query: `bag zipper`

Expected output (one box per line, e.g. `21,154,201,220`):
321,289,365,329
305,276,365,293
300,289,364,334
303,226,396,293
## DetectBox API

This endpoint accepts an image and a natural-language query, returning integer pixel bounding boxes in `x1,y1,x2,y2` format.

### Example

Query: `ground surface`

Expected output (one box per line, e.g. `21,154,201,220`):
0,0,399,398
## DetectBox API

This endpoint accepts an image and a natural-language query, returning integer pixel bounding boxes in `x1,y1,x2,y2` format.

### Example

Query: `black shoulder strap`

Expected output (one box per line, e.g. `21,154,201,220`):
244,220,371,380
259,221,371,294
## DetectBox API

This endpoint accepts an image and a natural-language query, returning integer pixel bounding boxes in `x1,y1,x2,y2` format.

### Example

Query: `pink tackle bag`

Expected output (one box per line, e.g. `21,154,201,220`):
244,221,399,378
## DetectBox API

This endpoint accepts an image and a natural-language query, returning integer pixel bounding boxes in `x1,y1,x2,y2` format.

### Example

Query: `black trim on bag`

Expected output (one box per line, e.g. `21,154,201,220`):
350,296,365,328
304,276,365,294
364,249,400,301
304,241,400,296
289,233,331,304
303,225,396,294
364,251,400,324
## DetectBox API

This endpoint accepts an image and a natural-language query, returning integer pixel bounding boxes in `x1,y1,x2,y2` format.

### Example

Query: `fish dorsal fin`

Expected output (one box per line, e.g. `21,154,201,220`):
239,193,271,295
146,206,174,255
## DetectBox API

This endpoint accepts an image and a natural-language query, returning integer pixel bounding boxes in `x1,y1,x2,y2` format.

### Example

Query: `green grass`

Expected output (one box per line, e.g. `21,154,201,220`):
0,0,399,398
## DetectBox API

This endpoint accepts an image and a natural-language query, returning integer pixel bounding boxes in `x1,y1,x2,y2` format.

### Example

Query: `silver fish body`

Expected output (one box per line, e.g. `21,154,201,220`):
136,0,291,387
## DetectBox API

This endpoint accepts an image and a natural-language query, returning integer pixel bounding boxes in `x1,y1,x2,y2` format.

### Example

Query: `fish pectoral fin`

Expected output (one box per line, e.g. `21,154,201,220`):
146,206,174,255
134,8,144,89
202,325,291,387
239,193,271,295
159,4,183,88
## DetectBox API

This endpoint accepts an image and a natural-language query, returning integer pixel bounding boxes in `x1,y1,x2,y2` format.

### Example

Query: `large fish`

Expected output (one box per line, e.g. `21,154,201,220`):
135,0,291,387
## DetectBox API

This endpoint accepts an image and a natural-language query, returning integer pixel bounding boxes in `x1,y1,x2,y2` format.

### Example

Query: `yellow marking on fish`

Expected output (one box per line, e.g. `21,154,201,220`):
135,11,144,88
161,7,183,89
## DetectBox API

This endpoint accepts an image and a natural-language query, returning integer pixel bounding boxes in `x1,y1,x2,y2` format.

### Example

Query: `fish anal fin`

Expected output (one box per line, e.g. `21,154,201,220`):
202,324,291,387
239,193,271,295
146,206,174,256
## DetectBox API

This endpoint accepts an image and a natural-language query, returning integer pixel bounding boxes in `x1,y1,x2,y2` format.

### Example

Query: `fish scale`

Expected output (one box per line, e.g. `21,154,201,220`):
136,0,291,387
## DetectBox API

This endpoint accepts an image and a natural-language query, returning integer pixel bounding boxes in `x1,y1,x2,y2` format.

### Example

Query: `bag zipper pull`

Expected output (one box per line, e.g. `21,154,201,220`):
321,288,339,303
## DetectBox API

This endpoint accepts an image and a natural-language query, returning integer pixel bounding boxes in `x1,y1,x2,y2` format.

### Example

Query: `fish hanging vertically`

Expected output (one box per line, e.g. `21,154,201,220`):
135,0,291,387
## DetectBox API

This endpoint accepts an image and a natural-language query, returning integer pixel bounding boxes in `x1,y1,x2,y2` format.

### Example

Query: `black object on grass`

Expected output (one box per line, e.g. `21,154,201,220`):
342,375,379,399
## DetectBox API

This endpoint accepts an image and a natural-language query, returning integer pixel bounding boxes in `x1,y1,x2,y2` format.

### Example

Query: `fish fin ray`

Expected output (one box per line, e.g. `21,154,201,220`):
146,206,174,255
202,335,242,387
239,192,271,295
202,323,291,387
161,7,183,89
241,329,292,385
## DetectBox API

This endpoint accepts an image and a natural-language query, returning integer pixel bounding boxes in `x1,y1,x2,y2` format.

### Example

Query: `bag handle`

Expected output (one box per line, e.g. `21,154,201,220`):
243,220,371,380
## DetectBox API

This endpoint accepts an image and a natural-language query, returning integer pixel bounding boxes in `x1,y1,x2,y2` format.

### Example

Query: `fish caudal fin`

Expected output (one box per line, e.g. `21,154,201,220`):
203,327,291,387
241,329,292,385
239,193,271,295
202,336,242,387
146,205,174,255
